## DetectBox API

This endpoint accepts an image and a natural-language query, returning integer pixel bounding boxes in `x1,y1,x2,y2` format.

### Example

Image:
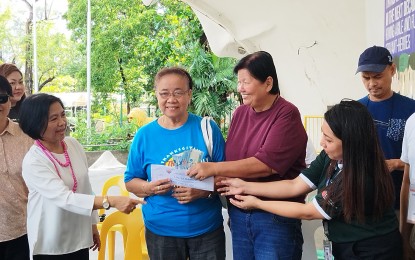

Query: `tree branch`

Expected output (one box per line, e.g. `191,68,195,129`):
38,76,55,91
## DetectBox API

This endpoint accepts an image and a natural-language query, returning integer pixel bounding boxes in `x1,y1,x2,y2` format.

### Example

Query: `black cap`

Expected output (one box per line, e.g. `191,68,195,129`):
356,46,393,74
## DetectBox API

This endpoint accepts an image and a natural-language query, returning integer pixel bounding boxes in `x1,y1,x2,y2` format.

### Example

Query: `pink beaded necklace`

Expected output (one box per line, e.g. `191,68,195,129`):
35,140,78,192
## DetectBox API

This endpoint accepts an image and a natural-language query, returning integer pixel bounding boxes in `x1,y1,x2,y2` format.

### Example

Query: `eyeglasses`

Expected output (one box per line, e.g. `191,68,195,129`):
0,94,9,104
157,90,190,99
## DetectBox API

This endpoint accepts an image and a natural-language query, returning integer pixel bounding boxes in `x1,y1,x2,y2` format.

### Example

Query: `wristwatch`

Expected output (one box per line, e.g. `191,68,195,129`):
102,196,110,210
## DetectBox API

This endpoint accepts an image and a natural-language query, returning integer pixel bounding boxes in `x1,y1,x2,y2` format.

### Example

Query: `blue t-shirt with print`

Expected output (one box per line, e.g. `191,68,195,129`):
359,93,415,159
359,92,415,208
124,113,225,237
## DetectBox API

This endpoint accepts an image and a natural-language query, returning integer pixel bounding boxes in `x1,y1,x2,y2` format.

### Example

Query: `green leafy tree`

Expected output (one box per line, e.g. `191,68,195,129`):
188,46,239,131
35,20,79,91
21,0,70,93
0,5,28,72
1,0,80,93
65,0,239,141
40,75,77,93
65,0,203,113
0,8,13,61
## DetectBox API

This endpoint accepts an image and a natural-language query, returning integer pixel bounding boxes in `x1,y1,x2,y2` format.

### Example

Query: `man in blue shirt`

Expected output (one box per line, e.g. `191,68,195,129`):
357,46,415,212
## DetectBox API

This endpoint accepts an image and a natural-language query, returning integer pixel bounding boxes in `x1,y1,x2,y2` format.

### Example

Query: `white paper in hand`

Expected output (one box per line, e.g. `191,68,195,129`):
151,164,214,191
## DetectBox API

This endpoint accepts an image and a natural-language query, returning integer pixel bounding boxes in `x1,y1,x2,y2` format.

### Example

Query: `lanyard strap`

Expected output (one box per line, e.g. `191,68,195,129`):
323,164,342,240
323,220,329,238
325,162,343,187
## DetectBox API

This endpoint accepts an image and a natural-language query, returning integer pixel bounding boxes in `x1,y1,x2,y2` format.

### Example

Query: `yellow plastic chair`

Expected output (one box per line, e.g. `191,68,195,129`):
97,174,148,260
303,115,324,154
98,208,146,260
97,175,129,260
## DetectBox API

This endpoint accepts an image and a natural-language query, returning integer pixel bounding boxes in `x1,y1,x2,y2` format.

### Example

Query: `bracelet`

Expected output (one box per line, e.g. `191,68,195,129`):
207,192,214,199
141,183,150,196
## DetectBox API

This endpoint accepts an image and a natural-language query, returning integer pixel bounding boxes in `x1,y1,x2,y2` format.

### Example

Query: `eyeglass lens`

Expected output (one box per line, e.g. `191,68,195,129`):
159,90,188,98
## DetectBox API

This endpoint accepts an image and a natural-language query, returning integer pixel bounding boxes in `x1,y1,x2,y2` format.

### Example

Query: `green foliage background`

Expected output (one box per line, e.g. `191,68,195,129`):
1,0,241,150
65,0,208,110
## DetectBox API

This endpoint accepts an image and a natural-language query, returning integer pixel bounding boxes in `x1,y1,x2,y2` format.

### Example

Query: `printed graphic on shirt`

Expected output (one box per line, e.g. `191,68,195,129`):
387,118,406,141
318,186,341,218
321,190,336,207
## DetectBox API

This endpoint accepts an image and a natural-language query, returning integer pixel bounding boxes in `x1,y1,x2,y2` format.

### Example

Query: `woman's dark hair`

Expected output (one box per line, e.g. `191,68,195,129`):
19,93,65,140
0,63,23,79
154,67,193,90
324,99,394,222
233,51,280,95
0,63,26,121
0,75,12,96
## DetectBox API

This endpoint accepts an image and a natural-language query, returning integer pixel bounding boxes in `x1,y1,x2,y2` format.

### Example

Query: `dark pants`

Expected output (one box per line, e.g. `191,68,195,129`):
146,226,226,260
33,248,88,260
0,234,30,260
332,229,402,260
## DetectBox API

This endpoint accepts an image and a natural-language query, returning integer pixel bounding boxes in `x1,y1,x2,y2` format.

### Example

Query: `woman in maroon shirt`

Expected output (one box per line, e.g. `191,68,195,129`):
188,51,307,260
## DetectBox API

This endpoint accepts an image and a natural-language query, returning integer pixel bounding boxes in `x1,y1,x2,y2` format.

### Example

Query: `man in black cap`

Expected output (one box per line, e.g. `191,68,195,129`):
357,45,415,215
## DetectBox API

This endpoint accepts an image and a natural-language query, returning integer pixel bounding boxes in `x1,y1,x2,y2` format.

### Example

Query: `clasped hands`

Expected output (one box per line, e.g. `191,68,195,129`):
143,178,210,204
216,177,261,211
186,163,260,210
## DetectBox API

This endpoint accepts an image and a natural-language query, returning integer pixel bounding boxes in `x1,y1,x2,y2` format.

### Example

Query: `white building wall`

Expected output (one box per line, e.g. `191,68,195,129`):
183,0,387,117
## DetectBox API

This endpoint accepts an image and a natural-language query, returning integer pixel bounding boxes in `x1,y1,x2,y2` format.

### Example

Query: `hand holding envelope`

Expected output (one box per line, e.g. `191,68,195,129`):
151,165,214,191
